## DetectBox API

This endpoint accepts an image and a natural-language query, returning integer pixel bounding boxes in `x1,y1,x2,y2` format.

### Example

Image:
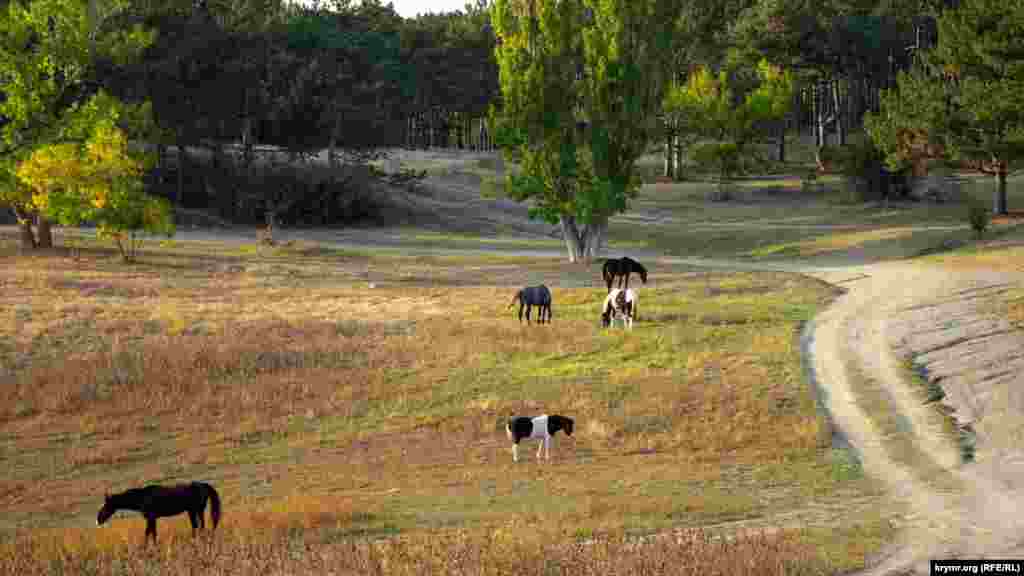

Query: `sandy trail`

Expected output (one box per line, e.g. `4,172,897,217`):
801,262,1024,574
662,257,1024,573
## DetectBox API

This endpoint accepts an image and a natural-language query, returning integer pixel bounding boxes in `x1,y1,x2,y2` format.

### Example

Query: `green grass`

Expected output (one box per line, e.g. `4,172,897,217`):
0,237,896,574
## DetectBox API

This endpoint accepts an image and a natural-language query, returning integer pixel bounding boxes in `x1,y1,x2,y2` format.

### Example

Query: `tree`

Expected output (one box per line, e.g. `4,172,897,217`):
14,91,174,262
0,0,153,250
665,60,794,186
729,1,931,156
490,0,684,262
865,0,1024,214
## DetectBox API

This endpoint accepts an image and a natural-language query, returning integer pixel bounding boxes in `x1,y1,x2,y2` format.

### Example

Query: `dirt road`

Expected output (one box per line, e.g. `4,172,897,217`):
803,262,1024,574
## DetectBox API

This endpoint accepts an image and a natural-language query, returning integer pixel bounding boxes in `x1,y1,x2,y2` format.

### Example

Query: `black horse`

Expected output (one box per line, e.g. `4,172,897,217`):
602,257,648,293
97,482,222,545
509,284,552,324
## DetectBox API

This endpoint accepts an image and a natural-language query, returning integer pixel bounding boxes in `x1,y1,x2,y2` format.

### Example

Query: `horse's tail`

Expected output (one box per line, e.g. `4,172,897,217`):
204,483,221,530
508,290,521,309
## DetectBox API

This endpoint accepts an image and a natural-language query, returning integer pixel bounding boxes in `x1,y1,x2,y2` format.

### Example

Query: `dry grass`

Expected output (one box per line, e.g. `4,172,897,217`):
1,524,837,576
747,228,920,258
0,234,893,574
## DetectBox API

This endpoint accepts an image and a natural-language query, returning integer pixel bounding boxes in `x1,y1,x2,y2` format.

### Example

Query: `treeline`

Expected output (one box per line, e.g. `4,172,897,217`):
95,0,500,223
1,0,501,232
4,0,1016,247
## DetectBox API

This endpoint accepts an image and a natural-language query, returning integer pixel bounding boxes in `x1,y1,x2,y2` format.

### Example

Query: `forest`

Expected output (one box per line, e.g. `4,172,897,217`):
1,0,1021,254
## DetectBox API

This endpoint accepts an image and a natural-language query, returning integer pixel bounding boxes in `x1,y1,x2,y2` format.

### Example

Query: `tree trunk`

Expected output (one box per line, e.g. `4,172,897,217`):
328,106,342,172
559,214,607,263
12,207,37,251
777,121,786,164
664,130,675,179
35,215,53,248
995,163,1009,215
814,84,825,150
833,80,846,147
176,143,186,206
675,138,686,180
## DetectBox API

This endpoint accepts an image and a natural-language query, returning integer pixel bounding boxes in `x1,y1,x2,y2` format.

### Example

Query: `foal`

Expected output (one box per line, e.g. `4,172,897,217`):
601,288,637,329
506,414,574,462
509,285,553,324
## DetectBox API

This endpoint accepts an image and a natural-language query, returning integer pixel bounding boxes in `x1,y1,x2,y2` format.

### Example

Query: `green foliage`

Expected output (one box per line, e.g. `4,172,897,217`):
664,59,793,180
0,0,153,146
14,92,174,261
831,136,885,179
0,0,156,246
864,69,949,173
866,0,1024,213
966,195,990,239
490,0,687,258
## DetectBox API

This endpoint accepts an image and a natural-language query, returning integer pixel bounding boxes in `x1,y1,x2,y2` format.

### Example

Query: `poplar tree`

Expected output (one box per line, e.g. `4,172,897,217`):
490,0,683,262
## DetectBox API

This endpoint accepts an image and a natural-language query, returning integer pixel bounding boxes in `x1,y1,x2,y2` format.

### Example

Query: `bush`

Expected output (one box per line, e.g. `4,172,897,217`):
966,195,990,238
829,137,893,203
831,138,884,179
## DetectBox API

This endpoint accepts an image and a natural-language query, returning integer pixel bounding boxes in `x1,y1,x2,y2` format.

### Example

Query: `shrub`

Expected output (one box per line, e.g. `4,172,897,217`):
966,195,990,238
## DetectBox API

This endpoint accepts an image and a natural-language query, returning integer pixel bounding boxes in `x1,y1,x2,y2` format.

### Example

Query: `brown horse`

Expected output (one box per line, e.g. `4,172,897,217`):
97,482,221,545
602,257,648,293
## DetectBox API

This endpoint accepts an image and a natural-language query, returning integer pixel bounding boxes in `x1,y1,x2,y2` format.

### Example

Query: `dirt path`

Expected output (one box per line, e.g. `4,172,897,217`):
802,262,1024,574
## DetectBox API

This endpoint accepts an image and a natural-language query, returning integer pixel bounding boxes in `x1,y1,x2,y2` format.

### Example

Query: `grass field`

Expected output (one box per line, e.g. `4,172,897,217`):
0,230,894,575
611,173,1024,263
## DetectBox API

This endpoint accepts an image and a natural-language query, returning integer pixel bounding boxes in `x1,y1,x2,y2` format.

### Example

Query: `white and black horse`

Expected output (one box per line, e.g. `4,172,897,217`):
505,414,574,462
602,257,648,293
509,285,553,324
601,288,637,330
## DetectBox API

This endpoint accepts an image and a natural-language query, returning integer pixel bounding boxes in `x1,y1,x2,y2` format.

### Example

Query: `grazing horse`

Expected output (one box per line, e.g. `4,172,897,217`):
509,284,553,324
97,482,222,545
602,288,637,329
506,414,574,462
602,257,648,293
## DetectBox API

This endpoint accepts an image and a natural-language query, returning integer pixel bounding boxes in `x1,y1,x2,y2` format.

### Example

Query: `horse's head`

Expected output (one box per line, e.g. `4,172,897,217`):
96,494,116,526
562,417,574,436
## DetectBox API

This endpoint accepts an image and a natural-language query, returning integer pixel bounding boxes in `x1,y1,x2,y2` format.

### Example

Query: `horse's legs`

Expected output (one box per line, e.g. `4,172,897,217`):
190,507,204,533
518,302,524,323
526,304,532,324
512,443,519,462
144,516,157,545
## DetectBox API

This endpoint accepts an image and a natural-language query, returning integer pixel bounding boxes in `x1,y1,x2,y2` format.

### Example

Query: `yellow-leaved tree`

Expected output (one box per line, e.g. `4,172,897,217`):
15,93,174,262
0,0,157,252
663,59,794,192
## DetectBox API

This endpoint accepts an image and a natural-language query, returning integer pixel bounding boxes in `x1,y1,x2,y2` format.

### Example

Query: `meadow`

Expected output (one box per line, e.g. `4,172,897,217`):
0,229,894,575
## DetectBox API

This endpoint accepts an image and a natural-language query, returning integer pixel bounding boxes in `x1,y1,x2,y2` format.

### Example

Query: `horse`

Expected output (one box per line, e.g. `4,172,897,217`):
602,257,648,293
509,285,553,324
601,288,637,330
97,482,222,545
506,414,574,462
